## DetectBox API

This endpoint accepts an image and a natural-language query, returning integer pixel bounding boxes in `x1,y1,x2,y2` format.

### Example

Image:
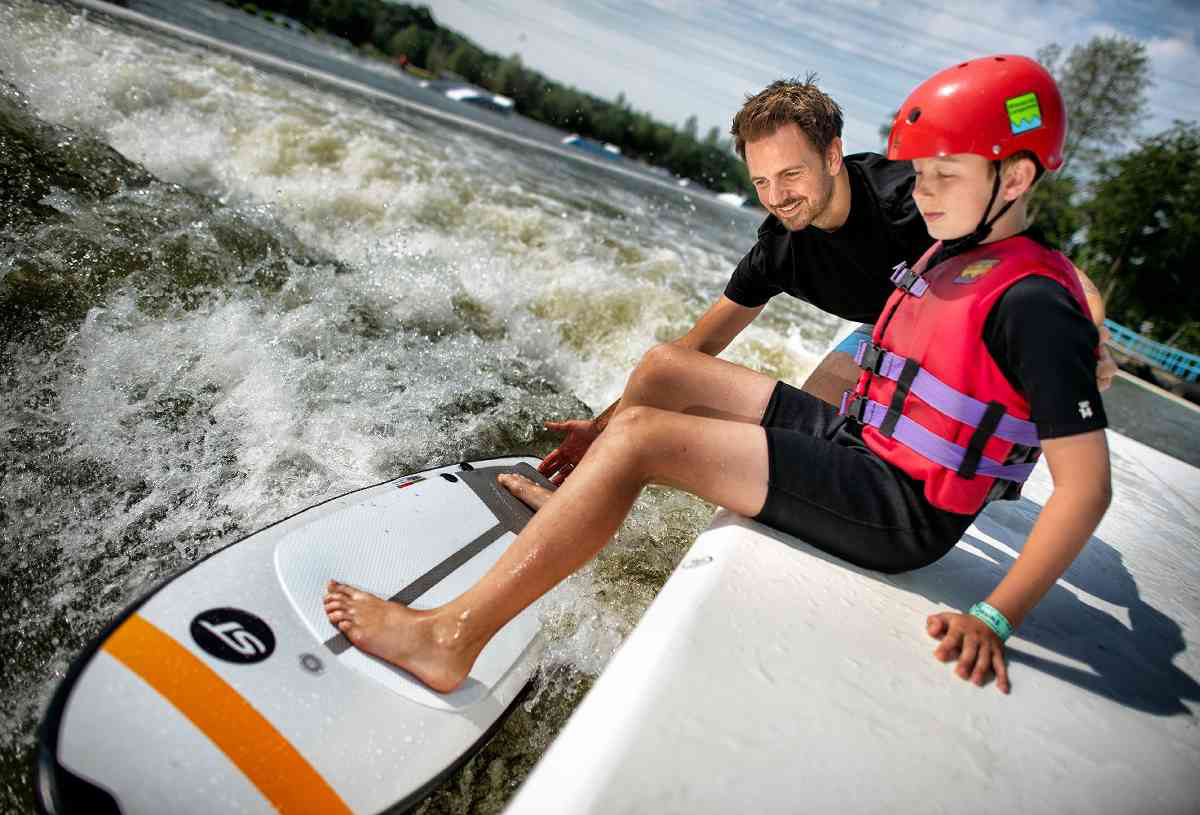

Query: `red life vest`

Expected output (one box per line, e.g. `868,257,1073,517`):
841,235,1090,515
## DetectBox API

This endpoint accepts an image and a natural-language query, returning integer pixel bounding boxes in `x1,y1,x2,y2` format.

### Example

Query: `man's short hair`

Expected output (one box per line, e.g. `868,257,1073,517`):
730,75,844,159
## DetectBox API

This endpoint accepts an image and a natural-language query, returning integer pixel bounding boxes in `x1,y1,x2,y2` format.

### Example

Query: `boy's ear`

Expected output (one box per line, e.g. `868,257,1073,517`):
1002,157,1038,200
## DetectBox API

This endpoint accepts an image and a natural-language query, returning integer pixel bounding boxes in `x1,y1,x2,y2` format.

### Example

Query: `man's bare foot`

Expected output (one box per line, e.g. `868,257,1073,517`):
323,580,476,693
497,473,554,511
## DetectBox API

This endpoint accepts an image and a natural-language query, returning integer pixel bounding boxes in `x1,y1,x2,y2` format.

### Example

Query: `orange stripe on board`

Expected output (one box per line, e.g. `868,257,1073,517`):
103,614,352,815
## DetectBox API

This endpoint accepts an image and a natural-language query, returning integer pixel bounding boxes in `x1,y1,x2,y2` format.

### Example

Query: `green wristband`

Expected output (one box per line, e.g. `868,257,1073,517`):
968,602,1013,642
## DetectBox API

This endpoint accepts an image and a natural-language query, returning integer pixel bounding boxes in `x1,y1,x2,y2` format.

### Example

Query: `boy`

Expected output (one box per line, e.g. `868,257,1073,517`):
325,55,1110,694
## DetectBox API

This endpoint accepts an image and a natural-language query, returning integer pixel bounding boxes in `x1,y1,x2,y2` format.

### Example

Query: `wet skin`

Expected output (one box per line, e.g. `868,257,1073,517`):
323,344,778,692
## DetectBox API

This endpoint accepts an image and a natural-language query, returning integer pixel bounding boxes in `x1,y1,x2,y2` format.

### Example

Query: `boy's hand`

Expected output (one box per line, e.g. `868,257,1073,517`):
926,612,1010,694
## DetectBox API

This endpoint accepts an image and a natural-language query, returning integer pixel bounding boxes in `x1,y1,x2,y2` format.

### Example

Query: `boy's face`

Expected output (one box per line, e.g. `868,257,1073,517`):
910,154,995,241
744,124,839,231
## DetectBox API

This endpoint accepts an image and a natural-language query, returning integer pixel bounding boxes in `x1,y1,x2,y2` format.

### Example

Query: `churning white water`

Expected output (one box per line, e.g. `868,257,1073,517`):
0,1,842,810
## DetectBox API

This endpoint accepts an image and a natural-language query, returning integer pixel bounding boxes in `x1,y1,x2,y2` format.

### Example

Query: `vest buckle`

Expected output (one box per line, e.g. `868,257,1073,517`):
839,392,869,422
854,341,887,374
889,261,929,296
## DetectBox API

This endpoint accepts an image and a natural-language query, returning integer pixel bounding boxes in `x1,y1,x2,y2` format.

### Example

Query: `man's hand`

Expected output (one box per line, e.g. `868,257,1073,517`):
926,612,1010,694
1097,326,1117,392
539,419,601,484
1073,265,1115,392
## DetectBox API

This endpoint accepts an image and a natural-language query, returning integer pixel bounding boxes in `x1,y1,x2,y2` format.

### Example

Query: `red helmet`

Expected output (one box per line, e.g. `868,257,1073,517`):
888,54,1066,171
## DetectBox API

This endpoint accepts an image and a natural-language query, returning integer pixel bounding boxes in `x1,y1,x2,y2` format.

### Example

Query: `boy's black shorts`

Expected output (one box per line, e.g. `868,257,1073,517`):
754,382,975,574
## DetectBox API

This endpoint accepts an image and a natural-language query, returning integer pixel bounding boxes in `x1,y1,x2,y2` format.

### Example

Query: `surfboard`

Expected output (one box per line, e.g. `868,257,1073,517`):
35,457,550,815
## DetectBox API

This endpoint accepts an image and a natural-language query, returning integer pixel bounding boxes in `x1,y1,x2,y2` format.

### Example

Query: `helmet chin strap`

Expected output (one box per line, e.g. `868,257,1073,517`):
937,162,1015,259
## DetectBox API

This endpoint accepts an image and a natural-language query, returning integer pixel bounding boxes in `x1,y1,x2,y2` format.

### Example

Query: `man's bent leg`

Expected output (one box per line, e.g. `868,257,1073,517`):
326,407,770,691
618,343,779,424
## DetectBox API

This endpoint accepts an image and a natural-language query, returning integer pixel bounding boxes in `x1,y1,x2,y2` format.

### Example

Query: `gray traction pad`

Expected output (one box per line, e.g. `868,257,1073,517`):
324,461,554,654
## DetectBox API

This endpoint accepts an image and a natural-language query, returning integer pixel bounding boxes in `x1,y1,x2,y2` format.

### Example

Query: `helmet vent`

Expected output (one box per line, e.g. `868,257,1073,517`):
907,107,921,124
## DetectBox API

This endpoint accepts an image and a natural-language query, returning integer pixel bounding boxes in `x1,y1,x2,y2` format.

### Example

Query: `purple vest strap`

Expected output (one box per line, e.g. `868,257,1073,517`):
889,261,929,296
839,394,1037,483
853,341,1041,448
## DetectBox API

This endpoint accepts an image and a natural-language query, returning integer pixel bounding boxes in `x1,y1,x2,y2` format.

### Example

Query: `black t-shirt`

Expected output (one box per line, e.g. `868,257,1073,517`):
915,229,1108,439
724,152,931,322
983,274,1107,439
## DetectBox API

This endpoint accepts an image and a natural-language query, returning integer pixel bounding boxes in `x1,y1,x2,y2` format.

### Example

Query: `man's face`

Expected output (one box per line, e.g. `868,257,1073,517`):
745,124,837,231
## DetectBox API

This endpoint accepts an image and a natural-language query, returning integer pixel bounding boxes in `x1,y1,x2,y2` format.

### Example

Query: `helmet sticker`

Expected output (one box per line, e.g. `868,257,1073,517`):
1006,92,1043,134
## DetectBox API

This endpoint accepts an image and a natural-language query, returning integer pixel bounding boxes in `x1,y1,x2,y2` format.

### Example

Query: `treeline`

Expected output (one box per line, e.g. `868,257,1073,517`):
225,0,753,196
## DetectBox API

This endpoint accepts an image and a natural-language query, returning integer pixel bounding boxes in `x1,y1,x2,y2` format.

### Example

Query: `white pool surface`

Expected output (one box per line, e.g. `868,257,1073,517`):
507,429,1200,814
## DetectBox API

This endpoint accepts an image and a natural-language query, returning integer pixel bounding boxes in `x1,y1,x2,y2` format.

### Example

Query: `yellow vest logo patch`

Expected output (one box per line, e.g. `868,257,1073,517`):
954,259,999,283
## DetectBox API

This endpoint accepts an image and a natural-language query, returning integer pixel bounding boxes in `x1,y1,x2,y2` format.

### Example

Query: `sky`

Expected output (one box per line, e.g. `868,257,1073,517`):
422,0,1200,155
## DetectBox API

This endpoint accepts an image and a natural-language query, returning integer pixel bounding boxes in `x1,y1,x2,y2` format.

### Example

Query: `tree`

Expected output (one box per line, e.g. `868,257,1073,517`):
1027,37,1152,248
387,24,432,65
1037,37,1151,175
484,53,523,96
1028,173,1084,251
1079,122,1200,350
682,114,699,141
446,43,485,83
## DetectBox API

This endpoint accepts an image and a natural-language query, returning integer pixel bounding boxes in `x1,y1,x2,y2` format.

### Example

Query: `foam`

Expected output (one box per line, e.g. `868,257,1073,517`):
0,0,840,779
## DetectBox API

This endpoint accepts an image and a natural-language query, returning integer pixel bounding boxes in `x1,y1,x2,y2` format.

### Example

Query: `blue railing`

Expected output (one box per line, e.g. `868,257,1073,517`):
1105,319,1200,382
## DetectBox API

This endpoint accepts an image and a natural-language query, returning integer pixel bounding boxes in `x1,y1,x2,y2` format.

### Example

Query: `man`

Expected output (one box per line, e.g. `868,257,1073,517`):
538,78,1114,485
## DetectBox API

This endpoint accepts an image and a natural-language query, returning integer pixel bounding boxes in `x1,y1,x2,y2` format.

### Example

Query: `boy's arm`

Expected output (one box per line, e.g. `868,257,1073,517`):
926,429,1112,692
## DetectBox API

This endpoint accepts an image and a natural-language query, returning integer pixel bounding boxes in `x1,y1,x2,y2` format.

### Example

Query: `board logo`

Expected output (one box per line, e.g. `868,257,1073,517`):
191,608,276,664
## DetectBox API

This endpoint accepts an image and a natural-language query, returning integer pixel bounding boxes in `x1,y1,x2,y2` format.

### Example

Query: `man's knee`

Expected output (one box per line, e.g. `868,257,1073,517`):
629,343,690,393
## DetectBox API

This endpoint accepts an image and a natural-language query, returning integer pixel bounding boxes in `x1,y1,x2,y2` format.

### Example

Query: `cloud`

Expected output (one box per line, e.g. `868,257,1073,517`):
426,0,1200,152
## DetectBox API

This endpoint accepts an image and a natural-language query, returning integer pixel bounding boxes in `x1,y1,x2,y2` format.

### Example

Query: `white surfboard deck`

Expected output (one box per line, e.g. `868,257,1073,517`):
37,457,549,815
506,431,1200,814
